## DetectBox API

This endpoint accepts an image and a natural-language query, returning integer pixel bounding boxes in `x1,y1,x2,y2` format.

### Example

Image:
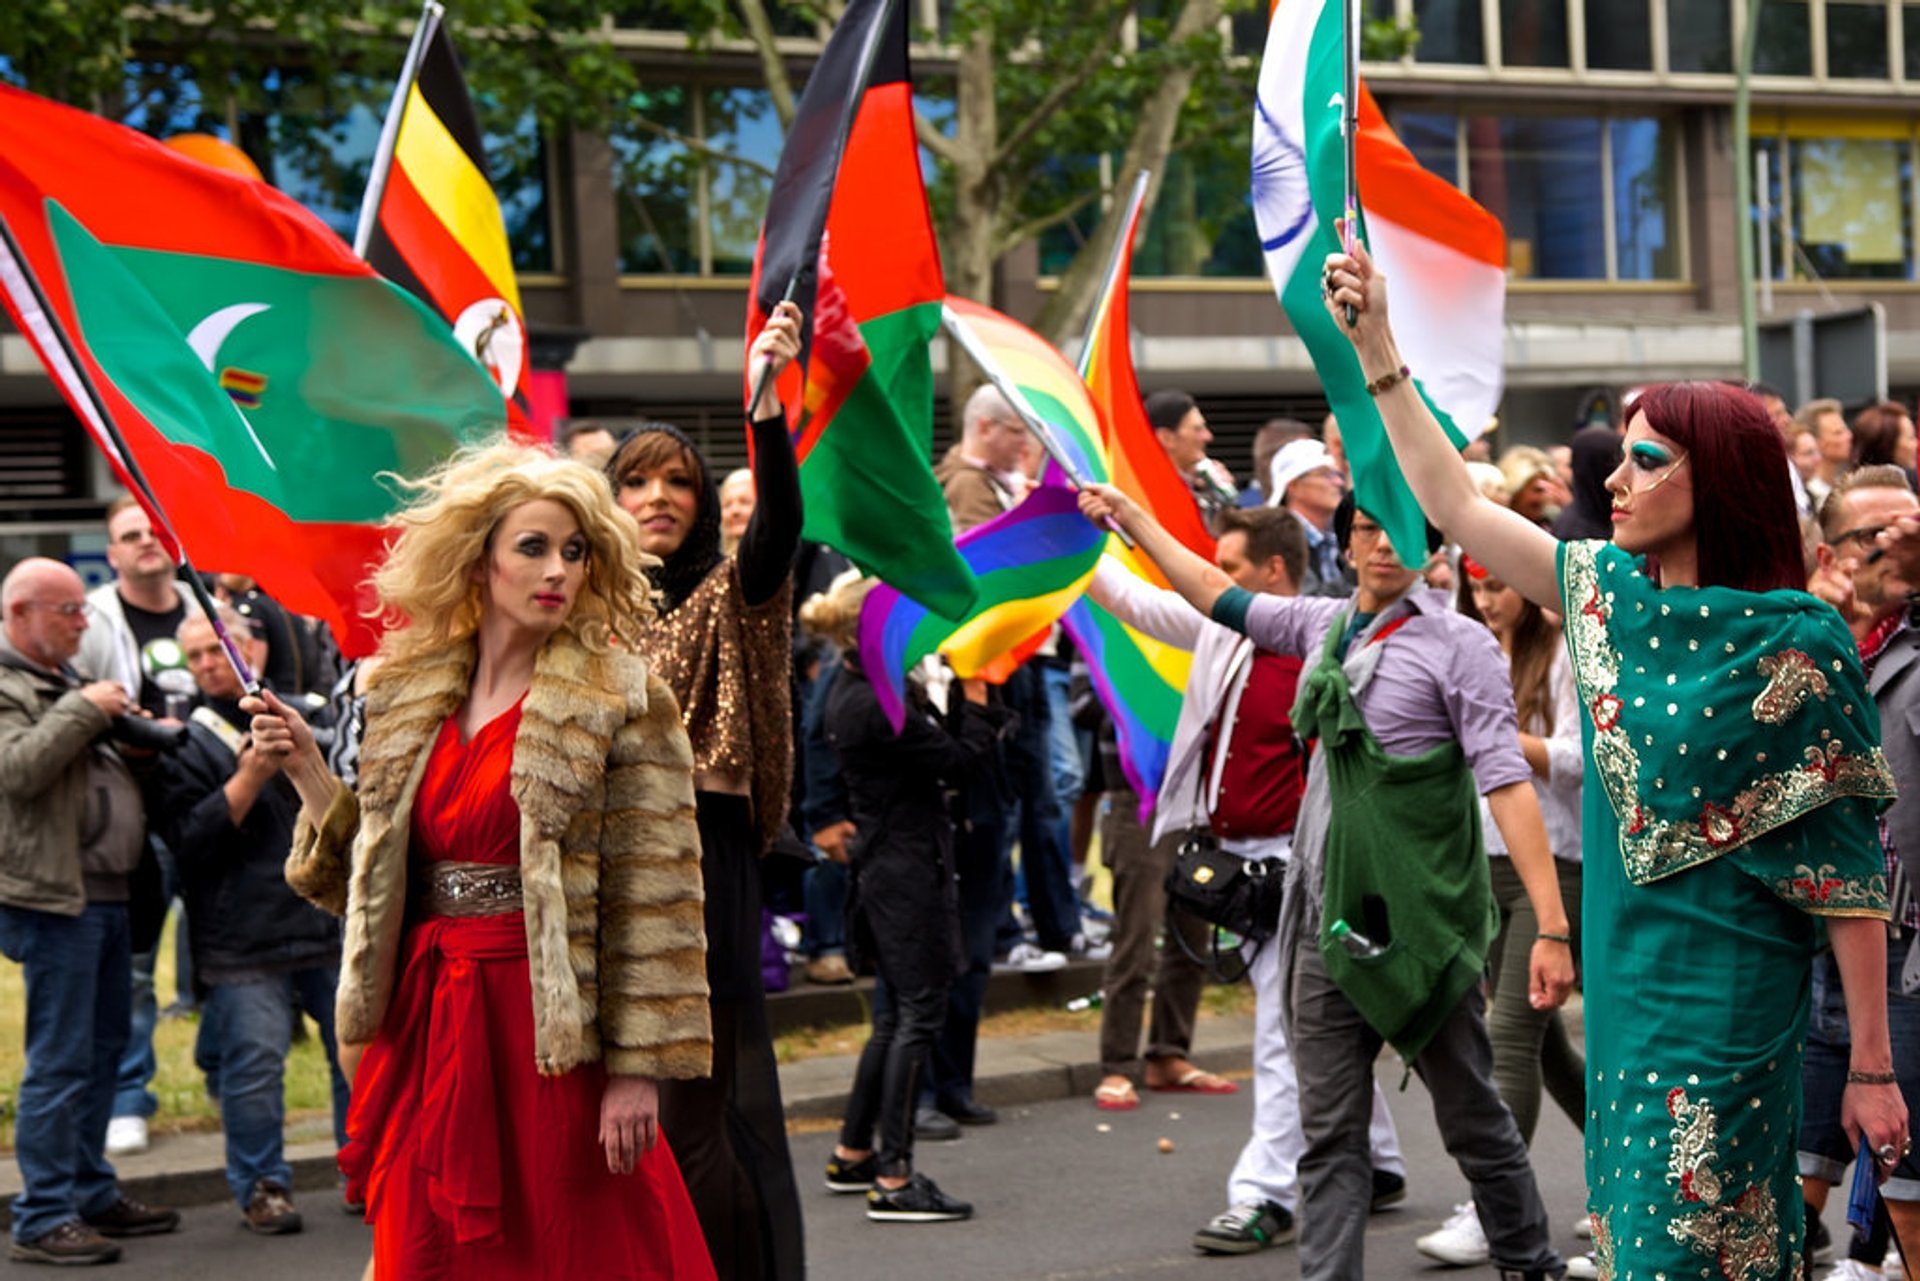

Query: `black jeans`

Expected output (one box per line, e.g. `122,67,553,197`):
843,978,949,1177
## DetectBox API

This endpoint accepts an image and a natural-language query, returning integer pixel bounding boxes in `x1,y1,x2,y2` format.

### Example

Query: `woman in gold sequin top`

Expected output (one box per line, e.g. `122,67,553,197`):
606,300,807,1281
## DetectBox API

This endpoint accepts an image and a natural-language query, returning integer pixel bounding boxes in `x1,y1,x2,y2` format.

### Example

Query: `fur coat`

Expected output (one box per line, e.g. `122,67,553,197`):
287,630,712,1079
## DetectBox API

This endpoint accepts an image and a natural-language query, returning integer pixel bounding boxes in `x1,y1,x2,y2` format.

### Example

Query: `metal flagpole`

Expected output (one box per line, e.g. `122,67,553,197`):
353,0,446,259
1340,0,1360,327
0,213,259,692
1074,168,1152,380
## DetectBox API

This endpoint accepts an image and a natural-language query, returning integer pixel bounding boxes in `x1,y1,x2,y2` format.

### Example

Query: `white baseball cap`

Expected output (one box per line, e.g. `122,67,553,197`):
1268,439,1340,506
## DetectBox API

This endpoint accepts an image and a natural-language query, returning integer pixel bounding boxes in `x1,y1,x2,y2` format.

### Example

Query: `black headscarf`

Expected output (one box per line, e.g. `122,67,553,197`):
606,421,723,613
1551,425,1623,542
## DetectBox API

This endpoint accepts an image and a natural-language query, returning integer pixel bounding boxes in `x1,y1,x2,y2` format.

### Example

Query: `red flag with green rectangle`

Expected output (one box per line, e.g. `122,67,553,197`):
0,84,504,657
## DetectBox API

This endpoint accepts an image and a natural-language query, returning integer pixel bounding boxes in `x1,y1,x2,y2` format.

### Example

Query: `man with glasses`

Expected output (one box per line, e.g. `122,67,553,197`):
0,558,179,1265
1075,484,1573,1281
74,497,201,1161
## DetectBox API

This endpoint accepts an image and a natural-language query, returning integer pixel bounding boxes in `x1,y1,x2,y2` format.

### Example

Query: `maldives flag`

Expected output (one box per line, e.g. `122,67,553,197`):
748,0,977,620
0,85,504,658
360,14,531,414
1254,0,1506,568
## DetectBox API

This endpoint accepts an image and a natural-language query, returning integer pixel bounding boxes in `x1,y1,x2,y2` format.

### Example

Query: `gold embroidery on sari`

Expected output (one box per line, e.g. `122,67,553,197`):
1591,1211,1616,1281
1561,542,1895,887
1664,1088,1780,1281
1773,862,1889,913
1752,649,1830,724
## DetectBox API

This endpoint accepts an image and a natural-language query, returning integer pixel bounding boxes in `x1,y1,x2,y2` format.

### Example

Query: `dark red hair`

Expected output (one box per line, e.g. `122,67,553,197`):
1631,381,1805,594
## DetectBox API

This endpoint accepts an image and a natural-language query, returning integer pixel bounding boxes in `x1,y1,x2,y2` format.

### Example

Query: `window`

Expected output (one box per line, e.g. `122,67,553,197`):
1587,0,1653,69
1753,0,1812,76
1791,136,1911,278
614,87,698,275
1908,4,1920,80
1413,0,1484,63
1827,1,1890,78
1667,0,1733,73
1395,108,1681,281
702,88,783,276
1501,0,1569,67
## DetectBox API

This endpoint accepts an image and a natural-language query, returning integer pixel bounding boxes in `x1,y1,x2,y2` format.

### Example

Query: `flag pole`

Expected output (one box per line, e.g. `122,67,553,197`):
941,304,1133,547
1074,169,1152,381
353,0,445,259
747,272,801,424
0,213,259,694
1340,0,1359,328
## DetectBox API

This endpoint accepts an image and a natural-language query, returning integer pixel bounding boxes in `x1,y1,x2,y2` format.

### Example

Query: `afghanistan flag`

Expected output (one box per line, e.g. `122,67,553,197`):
359,11,530,410
748,0,977,620
1254,0,1505,569
0,85,505,658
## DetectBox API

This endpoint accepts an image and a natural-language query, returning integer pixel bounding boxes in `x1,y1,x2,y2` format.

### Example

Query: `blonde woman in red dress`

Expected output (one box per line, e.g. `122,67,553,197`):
248,441,716,1280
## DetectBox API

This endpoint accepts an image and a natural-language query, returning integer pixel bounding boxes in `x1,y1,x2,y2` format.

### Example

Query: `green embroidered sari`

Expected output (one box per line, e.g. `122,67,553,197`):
1558,541,1893,1281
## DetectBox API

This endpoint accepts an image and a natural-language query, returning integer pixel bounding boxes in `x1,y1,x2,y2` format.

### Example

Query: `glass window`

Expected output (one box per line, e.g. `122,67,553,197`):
614,87,698,274
1752,0,1811,76
1413,0,1484,64
1611,118,1677,280
1827,1,1889,79
1667,0,1732,73
1789,136,1912,279
703,88,782,276
1587,0,1652,69
1907,5,1920,81
1468,115,1607,279
491,114,555,274
1501,0,1568,67
1396,111,1460,186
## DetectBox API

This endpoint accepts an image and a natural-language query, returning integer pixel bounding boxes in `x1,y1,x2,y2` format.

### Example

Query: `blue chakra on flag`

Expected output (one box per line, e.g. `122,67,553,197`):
1252,96,1312,253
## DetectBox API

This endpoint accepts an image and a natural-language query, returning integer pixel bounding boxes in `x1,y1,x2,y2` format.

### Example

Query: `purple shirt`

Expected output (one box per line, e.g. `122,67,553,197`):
1235,587,1532,796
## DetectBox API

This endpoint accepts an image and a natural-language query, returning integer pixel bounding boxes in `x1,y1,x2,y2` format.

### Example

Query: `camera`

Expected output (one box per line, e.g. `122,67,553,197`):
109,715,188,754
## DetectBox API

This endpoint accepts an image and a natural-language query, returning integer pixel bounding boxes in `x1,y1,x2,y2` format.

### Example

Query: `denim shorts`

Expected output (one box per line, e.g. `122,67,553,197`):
1798,943,1920,1201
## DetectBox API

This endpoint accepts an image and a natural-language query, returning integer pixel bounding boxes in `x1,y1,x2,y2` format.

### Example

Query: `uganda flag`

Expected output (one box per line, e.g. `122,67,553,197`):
360,12,529,409
748,0,977,620
0,84,505,658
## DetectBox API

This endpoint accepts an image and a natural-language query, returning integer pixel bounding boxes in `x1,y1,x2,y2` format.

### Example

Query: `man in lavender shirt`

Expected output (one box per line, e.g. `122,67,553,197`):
1078,484,1576,1281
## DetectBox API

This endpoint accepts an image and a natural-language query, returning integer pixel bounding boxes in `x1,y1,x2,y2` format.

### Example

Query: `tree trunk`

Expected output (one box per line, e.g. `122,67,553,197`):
735,0,799,129
942,23,1004,405
1029,0,1224,347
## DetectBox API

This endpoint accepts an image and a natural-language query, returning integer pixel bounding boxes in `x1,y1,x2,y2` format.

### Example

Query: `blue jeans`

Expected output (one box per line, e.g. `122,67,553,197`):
1041,663,1084,899
0,903,131,1242
112,856,178,1122
1002,666,1079,950
202,965,349,1207
803,856,848,958
1800,945,1920,1201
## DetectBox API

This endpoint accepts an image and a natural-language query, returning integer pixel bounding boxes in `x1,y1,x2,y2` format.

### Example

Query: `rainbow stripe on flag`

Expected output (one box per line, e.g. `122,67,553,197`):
946,295,1107,487
1057,173,1207,814
858,470,1104,729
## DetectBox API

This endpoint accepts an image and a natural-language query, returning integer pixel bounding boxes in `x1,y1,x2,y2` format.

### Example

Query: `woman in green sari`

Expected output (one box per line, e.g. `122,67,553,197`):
1321,240,1909,1281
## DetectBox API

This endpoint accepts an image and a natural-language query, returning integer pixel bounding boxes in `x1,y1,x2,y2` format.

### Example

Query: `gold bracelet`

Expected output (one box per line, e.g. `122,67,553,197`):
1848,1069,1899,1085
1365,364,1410,397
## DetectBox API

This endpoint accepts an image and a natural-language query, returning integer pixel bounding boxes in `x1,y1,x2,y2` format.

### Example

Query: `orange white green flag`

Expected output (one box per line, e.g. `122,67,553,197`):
1254,0,1507,567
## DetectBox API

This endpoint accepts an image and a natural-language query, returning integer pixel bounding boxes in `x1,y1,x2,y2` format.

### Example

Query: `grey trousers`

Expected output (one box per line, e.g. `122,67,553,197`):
1095,792,1209,1081
1290,940,1561,1280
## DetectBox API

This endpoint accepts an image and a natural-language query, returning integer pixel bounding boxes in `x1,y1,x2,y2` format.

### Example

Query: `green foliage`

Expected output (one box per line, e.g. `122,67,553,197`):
1361,14,1419,61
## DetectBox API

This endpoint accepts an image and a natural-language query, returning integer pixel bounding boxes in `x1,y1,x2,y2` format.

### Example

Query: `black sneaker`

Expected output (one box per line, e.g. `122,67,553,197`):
83,1195,181,1237
1192,1200,1294,1254
912,1105,960,1142
825,1152,877,1194
1803,1210,1832,1266
1370,1168,1407,1212
8,1220,123,1265
936,1094,998,1126
866,1172,973,1223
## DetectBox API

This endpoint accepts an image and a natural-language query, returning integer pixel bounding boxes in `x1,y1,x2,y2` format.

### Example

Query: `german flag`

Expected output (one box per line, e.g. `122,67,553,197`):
363,17,527,405
748,0,976,619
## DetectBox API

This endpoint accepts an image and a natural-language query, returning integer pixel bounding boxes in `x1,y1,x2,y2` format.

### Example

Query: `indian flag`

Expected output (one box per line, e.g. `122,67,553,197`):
1254,0,1507,567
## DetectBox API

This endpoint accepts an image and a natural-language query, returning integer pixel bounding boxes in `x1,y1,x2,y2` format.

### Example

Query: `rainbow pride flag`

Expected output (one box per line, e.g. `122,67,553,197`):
854,300,1111,730
1058,173,1204,814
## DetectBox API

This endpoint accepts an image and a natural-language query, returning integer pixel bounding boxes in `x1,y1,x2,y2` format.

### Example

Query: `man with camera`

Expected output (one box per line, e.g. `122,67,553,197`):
1082,506,1404,1255
0,557,180,1266
141,606,346,1236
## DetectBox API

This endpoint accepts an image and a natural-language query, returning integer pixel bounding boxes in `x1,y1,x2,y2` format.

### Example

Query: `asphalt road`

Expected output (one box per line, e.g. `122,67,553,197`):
87,1060,1852,1279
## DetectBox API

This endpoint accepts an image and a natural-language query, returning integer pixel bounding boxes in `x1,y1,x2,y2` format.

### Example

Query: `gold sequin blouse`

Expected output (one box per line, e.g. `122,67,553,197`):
635,558,794,853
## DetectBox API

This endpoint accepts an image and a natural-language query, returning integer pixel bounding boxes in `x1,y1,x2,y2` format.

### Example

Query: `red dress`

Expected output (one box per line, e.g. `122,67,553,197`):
340,701,716,1281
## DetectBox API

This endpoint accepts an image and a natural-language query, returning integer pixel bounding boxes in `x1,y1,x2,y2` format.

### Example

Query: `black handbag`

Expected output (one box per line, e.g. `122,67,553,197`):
1159,642,1286,980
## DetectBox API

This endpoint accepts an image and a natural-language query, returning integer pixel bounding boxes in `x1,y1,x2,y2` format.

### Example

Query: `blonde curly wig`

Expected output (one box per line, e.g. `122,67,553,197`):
368,437,656,674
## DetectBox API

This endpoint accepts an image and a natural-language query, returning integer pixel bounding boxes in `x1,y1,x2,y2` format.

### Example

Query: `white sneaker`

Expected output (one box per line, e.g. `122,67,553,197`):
1565,1253,1599,1280
1415,1201,1489,1267
1573,1214,1593,1240
1006,942,1067,973
1823,1260,1886,1280
105,1115,148,1157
